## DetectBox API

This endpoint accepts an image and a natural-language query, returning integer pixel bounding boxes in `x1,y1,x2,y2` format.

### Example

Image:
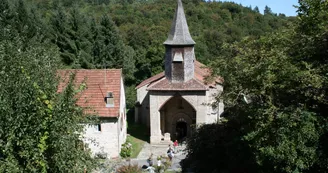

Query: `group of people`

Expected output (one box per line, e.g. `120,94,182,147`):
167,140,179,161
146,139,179,169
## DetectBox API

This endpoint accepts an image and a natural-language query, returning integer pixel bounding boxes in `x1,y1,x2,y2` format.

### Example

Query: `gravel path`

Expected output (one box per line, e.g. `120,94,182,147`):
129,143,186,171
93,143,186,172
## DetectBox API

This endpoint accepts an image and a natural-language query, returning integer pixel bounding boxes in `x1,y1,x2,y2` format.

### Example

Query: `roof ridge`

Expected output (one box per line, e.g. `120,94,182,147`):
135,72,165,89
148,77,166,88
192,77,208,88
57,69,122,71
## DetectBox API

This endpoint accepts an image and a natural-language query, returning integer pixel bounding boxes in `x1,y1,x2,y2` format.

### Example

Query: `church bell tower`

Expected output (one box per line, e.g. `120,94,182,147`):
164,0,196,83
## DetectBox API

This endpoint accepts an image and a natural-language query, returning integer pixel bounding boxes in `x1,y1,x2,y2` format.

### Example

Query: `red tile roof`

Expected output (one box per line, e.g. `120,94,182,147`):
135,60,223,90
57,69,122,118
136,72,165,89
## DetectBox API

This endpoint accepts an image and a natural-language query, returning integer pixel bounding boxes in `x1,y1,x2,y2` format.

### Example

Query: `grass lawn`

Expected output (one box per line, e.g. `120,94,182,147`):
126,110,149,158
127,135,145,158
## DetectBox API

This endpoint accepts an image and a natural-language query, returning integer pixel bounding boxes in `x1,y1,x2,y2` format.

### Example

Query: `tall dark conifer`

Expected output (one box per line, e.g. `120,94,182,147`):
68,6,93,68
90,18,101,66
50,6,74,65
98,14,124,68
264,5,273,15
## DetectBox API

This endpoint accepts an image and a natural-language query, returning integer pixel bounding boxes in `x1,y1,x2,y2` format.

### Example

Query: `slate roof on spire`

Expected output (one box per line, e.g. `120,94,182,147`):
164,0,196,45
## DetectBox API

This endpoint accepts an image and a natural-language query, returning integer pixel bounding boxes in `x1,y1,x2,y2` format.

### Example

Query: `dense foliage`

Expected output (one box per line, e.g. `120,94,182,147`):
1,0,310,172
0,40,96,172
0,0,96,172
181,123,256,172
182,0,328,172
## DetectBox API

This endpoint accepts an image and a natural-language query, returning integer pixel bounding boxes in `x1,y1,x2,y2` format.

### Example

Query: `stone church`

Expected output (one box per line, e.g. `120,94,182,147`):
135,0,224,144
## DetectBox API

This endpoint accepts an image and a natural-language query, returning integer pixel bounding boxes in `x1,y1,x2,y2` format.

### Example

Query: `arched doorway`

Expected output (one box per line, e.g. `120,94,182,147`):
158,95,196,141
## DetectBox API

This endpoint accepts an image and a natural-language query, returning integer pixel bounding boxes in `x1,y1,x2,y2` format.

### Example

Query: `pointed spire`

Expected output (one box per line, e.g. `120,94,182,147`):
164,0,195,45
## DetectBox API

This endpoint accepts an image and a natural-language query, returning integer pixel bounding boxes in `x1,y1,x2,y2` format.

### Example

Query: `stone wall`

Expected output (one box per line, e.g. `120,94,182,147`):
164,46,173,81
183,47,195,82
216,84,224,120
119,77,127,149
136,82,224,144
83,115,126,159
136,85,150,126
149,91,207,143
83,119,120,158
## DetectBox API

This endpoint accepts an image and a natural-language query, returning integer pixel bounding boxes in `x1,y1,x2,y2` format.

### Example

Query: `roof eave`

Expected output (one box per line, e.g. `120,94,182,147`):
147,88,208,91
163,42,196,46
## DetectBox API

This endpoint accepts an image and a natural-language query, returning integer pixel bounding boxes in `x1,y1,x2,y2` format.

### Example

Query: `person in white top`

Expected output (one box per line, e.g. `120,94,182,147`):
167,145,174,160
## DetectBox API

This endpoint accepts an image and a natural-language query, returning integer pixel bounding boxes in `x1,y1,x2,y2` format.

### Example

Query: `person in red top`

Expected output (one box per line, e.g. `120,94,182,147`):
173,140,178,153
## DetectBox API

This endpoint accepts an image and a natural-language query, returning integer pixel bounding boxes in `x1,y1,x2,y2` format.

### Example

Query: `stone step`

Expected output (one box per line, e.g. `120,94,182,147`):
152,141,172,147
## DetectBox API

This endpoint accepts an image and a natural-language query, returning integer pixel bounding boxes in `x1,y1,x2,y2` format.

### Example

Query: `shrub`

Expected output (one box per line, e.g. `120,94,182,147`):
116,164,142,173
162,158,172,168
154,165,165,173
94,152,107,159
120,142,132,158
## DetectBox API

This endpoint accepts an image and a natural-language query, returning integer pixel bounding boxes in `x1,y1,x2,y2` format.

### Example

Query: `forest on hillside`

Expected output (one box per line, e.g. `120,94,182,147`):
1,0,293,108
1,0,328,172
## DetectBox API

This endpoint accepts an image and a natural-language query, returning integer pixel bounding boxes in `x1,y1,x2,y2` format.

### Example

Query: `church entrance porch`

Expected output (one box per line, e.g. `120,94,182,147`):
156,95,196,143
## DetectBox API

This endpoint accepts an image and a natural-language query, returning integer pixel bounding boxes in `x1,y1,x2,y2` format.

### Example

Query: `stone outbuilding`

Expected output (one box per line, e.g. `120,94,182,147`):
135,0,224,144
58,69,127,158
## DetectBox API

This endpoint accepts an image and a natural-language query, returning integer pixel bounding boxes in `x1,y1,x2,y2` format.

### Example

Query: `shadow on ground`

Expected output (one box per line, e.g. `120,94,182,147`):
127,109,150,143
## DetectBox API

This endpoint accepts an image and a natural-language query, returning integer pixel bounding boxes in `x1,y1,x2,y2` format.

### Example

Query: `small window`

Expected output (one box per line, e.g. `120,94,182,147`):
96,124,101,132
104,92,114,107
173,52,183,62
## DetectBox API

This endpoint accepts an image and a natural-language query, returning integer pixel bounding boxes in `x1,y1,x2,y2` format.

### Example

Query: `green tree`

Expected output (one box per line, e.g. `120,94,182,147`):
197,1,328,171
181,123,257,173
50,5,94,68
0,37,96,172
50,6,74,65
67,6,93,68
207,33,322,173
264,5,273,15
294,0,328,171
97,14,136,83
98,14,124,68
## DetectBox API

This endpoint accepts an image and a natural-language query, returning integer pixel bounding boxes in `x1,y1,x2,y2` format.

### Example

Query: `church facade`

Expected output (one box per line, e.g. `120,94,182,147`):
135,0,224,144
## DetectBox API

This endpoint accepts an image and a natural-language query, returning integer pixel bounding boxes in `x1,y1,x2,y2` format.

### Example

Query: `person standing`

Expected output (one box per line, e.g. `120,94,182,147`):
147,153,153,166
173,140,178,153
167,145,174,161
